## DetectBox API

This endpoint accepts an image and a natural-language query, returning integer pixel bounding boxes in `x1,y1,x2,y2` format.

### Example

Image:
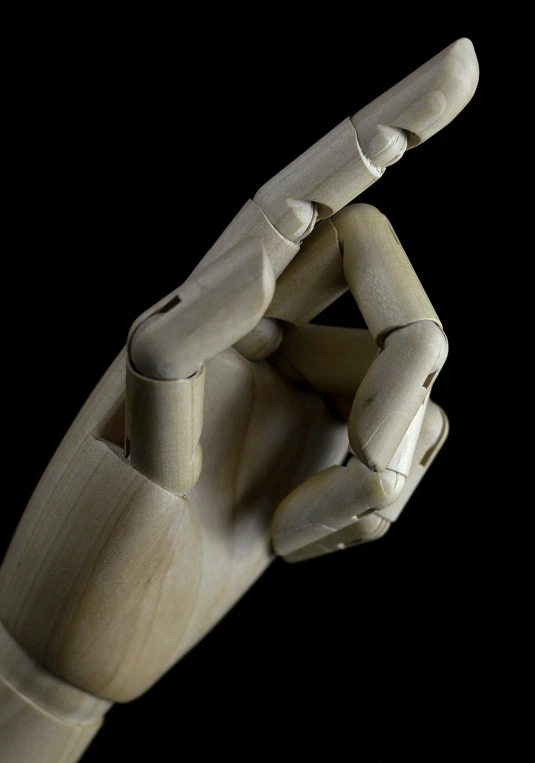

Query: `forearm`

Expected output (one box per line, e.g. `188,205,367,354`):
0,621,111,763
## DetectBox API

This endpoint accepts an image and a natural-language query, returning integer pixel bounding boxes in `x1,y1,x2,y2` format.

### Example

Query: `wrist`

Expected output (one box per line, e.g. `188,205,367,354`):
0,620,111,762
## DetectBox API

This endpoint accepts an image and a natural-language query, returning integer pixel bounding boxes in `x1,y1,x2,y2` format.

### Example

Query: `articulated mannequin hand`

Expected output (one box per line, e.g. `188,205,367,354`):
0,39,478,762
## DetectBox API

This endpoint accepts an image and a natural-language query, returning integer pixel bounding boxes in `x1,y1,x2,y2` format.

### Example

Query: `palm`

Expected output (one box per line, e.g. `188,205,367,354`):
179,347,348,659
0,342,348,704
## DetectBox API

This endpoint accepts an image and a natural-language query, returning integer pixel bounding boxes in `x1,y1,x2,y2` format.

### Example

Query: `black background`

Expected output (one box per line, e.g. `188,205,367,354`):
4,23,497,762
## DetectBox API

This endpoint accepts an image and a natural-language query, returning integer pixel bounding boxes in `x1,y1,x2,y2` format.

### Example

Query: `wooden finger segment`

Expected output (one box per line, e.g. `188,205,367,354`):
129,237,275,380
334,203,441,344
272,457,403,559
352,38,479,164
276,400,448,562
265,219,347,327
125,361,205,495
376,401,449,523
281,514,391,563
386,398,428,479
272,400,424,562
348,320,447,472
126,237,277,494
233,317,284,361
254,118,382,242
190,199,299,280
272,325,378,396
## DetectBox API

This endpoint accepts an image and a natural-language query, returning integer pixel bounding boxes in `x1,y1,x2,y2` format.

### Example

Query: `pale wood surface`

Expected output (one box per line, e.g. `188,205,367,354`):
352,38,479,164
377,400,449,523
0,691,100,763
272,454,404,558
0,622,109,763
265,219,348,327
0,348,349,703
348,320,447,472
254,117,382,241
191,198,299,280
272,325,379,396
130,238,276,380
335,203,441,344
233,317,284,361
126,361,205,494
273,400,447,562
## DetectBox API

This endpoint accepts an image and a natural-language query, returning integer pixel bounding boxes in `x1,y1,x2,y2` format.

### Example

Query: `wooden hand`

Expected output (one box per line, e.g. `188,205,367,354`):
0,38,478,762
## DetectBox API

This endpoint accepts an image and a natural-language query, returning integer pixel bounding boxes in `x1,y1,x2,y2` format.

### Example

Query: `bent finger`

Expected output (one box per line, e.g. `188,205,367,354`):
333,204,448,472
273,400,447,562
125,237,275,495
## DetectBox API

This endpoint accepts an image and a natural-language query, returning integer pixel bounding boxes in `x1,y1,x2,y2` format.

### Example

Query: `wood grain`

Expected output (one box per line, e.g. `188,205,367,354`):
335,203,441,345
0,349,348,703
0,621,109,762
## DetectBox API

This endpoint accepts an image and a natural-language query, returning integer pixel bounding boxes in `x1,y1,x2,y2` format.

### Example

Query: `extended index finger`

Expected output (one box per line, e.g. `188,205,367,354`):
191,38,478,281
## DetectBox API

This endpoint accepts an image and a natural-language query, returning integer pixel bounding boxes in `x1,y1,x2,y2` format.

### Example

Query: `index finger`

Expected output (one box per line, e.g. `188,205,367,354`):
191,38,478,280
